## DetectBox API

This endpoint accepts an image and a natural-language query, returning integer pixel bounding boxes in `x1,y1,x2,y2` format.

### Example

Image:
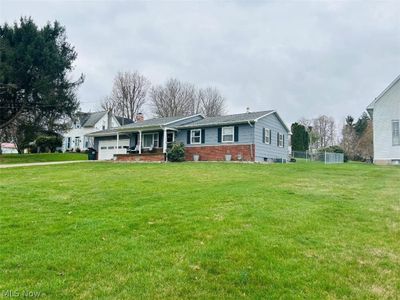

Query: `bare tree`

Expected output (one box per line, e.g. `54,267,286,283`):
150,78,197,117
197,87,226,117
356,119,373,161
312,115,336,148
101,71,150,120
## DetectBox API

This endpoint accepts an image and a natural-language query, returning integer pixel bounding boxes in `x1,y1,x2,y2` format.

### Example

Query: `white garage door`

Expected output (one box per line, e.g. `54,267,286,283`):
98,139,129,160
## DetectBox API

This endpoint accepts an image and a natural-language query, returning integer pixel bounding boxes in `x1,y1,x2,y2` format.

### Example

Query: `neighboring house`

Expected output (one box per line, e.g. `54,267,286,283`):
87,110,290,162
0,142,18,154
367,75,400,165
62,111,133,152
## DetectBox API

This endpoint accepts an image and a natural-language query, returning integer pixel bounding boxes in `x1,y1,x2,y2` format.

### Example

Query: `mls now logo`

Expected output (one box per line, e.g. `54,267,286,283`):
2,290,42,298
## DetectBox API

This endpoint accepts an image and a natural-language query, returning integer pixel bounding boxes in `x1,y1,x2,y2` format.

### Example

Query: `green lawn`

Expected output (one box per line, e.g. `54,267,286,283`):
0,162,399,299
0,152,87,164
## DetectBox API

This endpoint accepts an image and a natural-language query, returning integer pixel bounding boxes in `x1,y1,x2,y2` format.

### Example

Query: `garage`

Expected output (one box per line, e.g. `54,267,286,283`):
98,139,130,160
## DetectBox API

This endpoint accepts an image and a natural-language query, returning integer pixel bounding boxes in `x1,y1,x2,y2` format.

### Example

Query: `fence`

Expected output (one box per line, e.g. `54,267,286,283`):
291,150,344,164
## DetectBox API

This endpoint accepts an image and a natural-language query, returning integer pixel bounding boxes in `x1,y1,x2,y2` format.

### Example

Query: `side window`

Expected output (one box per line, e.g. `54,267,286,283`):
191,129,201,144
393,120,400,146
264,128,271,144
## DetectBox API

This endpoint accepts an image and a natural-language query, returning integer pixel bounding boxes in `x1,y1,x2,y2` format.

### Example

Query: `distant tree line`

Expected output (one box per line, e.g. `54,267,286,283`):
291,112,372,161
101,73,226,119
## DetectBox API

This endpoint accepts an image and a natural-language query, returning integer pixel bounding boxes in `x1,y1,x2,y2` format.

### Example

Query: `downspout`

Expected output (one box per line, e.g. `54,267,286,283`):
248,121,254,161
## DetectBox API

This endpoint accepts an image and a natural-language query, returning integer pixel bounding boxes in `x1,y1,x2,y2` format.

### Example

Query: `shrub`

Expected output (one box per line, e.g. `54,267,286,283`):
320,145,348,162
167,142,185,162
35,135,62,152
75,147,81,153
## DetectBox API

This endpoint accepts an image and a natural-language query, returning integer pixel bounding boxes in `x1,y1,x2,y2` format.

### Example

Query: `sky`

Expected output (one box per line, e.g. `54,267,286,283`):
1,0,399,125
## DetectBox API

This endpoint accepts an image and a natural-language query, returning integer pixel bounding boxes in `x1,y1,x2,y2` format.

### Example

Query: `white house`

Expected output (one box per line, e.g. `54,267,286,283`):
367,75,400,165
62,111,133,152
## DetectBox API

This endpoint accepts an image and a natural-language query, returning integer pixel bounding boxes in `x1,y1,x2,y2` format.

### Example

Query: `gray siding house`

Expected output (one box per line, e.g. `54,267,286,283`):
88,110,290,162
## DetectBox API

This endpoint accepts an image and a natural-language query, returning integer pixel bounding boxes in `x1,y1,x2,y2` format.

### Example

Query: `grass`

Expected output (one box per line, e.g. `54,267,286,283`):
0,152,87,164
0,162,399,299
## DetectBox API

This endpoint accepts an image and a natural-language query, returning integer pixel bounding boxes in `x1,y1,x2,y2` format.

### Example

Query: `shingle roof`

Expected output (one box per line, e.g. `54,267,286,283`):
178,110,274,128
119,115,193,129
115,116,134,126
77,111,107,127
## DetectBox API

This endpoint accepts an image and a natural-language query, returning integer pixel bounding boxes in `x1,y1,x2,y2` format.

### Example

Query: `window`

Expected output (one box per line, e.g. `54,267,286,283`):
167,132,175,143
143,133,159,148
264,128,271,144
108,146,114,149
191,129,201,144
66,137,71,148
393,120,400,146
278,133,284,147
75,136,81,147
222,126,234,143
100,146,107,150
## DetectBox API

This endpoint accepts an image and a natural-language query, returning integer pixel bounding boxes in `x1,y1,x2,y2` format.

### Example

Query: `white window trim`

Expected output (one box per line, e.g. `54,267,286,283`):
167,132,175,144
191,129,201,144
278,133,284,148
142,133,159,148
264,128,271,144
222,126,234,143
393,120,400,146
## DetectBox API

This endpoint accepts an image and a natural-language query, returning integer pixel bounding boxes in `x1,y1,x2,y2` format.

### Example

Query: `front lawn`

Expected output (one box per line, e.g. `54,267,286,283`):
0,152,87,164
0,162,398,299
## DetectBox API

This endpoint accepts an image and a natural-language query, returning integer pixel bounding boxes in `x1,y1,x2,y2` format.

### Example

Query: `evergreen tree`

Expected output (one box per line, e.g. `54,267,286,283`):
291,122,309,151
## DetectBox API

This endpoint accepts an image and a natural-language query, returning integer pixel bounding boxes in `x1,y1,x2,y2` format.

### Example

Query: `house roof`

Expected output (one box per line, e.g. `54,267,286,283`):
77,111,134,127
115,116,134,126
177,111,274,128
77,111,107,127
367,74,400,116
119,115,202,129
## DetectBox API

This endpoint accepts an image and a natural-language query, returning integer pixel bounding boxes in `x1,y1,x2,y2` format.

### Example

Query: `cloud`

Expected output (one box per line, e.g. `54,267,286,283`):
1,0,399,125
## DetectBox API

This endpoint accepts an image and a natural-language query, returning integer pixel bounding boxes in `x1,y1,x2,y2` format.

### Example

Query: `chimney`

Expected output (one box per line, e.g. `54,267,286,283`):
246,107,250,113
135,112,144,122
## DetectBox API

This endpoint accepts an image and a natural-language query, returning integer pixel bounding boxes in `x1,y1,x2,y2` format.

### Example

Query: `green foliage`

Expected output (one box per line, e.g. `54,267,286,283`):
0,163,399,298
290,122,309,151
0,17,83,129
167,142,185,162
320,145,348,162
35,135,62,152
354,112,370,137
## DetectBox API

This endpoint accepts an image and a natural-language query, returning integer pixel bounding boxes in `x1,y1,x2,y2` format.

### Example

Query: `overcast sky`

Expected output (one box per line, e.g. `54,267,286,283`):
1,0,399,125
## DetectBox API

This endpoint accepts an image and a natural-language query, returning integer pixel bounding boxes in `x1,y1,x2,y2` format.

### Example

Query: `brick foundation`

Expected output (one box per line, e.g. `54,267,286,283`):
115,153,165,162
185,144,255,161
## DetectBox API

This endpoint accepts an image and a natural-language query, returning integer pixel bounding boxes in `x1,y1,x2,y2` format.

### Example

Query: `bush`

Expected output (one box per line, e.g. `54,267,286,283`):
35,135,62,153
167,142,185,162
75,148,81,153
320,145,348,162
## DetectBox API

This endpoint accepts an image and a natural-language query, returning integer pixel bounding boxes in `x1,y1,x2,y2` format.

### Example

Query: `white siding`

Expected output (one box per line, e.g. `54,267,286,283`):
372,80,400,162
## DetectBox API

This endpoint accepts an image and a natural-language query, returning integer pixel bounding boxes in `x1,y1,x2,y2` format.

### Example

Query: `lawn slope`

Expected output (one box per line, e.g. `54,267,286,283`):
0,153,87,164
0,163,399,299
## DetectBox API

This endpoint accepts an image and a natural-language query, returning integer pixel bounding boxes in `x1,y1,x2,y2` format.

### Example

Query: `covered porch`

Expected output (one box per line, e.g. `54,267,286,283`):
90,126,177,161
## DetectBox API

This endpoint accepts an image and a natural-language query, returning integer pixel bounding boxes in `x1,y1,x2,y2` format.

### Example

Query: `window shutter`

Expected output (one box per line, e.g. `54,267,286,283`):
234,126,239,142
269,130,272,144
217,128,222,143
201,129,205,143
263,128,265,143
187,130,191,144
277,133,279,146
282,134,284,147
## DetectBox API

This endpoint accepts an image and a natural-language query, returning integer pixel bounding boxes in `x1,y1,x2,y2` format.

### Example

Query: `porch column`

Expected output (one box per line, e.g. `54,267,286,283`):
116,132,119,155
163,128,167,154
138,130,142,154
